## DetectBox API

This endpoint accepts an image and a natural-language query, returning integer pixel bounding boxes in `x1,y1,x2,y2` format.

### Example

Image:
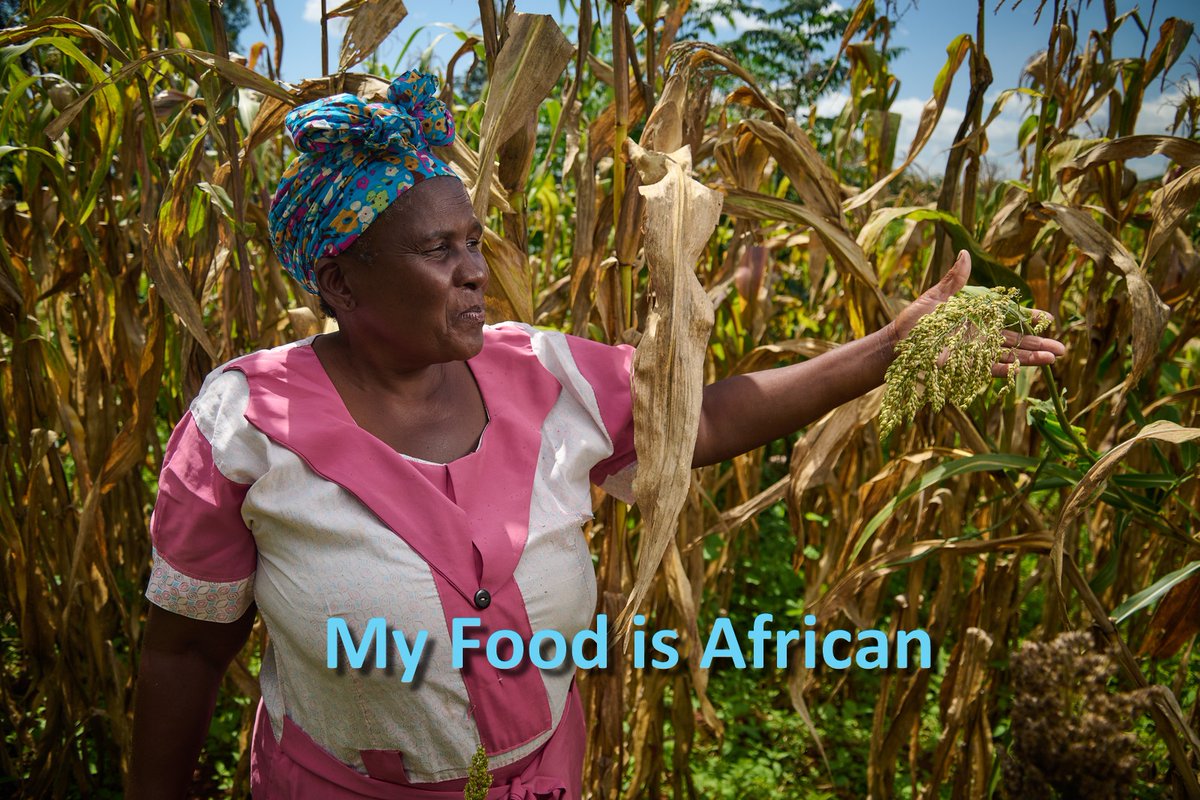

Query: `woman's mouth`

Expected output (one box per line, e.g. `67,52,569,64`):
459,306,485,325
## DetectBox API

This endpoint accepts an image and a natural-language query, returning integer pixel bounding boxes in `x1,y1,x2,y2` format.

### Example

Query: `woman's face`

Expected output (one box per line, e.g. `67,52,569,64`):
319,176,489,365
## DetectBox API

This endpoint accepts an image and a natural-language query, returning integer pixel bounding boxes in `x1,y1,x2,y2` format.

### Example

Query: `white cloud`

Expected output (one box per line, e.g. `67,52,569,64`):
814,90,850,117
708,10,764,32
867,91,1043,178
892,96,962,171
692,0,773,32
1137,79,1197,136
303,0,351,24
807,68,1200,180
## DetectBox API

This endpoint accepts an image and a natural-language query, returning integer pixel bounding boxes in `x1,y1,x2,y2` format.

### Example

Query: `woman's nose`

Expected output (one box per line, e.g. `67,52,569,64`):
458,248,489,292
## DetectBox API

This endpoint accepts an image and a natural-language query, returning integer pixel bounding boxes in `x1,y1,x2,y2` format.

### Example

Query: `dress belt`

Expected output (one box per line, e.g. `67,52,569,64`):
494,774,566,800
252,681,585,798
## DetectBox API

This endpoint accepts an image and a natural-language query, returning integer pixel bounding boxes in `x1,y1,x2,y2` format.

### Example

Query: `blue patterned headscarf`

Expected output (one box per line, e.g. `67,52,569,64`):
267,70,458,295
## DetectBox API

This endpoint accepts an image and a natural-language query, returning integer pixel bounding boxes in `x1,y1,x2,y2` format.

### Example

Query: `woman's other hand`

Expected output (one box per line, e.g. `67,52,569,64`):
887,249,1067,377
128,604,256,799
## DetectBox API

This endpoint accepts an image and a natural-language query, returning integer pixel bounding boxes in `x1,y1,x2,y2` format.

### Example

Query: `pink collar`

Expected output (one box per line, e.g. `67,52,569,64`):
223,328,561,606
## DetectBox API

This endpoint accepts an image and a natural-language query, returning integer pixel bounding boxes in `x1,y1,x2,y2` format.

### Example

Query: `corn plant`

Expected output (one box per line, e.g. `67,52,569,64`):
1,0,1198,797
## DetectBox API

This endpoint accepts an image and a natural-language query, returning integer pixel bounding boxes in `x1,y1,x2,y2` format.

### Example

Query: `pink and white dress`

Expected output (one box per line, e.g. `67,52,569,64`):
144,322,637,798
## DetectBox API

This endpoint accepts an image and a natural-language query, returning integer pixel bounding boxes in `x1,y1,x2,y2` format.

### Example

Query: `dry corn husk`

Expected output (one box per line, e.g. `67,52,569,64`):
620,141,721,632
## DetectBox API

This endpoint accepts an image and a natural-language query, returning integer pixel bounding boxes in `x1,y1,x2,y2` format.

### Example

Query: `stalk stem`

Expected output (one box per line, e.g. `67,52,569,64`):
320,0,329,76
1038,364,1091,463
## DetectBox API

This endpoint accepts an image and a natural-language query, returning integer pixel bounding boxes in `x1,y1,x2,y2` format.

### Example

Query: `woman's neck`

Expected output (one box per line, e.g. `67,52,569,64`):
312,330,454,405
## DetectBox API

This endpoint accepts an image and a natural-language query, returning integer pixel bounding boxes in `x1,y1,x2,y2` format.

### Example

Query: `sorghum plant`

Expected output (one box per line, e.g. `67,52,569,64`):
879,285,1050,437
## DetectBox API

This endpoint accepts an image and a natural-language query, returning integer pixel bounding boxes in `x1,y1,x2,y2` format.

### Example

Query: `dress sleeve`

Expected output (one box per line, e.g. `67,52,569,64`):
145,378,259,623
563,334,637,501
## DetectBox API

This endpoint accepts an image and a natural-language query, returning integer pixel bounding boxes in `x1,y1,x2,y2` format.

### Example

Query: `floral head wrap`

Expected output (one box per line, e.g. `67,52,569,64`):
267,70,457,295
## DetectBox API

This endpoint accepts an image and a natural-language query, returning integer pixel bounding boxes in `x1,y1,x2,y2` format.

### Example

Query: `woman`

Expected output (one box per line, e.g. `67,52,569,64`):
130,72,1064,798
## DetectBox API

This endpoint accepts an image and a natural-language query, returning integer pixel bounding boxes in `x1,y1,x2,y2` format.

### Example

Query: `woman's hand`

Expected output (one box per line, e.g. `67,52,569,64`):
129,604,256,799
887,250,1066,376
691,249,1068,468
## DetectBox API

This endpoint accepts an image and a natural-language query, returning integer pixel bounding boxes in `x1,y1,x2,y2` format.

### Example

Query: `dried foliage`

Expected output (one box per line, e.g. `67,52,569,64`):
1,0,1198,797
1003,632,1152,799
623,141,721,630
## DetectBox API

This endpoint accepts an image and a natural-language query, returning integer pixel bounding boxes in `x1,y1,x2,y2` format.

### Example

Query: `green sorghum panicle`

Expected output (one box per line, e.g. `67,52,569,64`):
879,285,1048,437
464,744,493,800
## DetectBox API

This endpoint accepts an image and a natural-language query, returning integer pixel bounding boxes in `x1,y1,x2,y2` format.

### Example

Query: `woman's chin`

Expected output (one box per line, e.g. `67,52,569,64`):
448,330,485,362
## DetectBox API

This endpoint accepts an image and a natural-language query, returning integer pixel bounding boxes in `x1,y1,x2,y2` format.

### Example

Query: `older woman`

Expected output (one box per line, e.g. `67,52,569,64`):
130,72,1064,798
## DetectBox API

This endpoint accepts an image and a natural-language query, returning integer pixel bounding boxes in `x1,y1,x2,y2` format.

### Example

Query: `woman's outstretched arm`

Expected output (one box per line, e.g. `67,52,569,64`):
129,603,256,799
691,251,1067,468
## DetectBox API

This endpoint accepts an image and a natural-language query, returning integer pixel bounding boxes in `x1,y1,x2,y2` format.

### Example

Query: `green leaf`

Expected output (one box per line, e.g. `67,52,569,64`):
1112,472,1180,489
724,189,888,315
0,16,131,61
185,189,207,239
31,36,123,227
196,181,235,220
0,144,56,160
858,206,1032,297
1111,560,1200,624
851,453,1041,562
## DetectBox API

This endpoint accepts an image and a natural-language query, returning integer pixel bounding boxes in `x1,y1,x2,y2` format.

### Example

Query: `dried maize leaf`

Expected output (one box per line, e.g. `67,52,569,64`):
740,118,842,220
0,16,128,58
924,627,992,797
663,542,722,734
638,63,686,154
790,387,882,497
97,305,165,494
438,138,514,216
724,188,887,327
149,124,221,360
817,0,874,94
786,669,833,777
676,42,788,125
145,239,218,362
1141,572,1200,659
1144,164,1200,269
338,0,407,72
715,477,788,533
300,73,391,101
1040,203,1170,398
621,142,721,631
471,14,573,219
241,93,293,159
1058,134,1200,181
731,337,836,375
814,533,1053,630
1052,421,1200,583
480,228,531,323
714,128,771,193
287,307,322,340
1144,18,1194,83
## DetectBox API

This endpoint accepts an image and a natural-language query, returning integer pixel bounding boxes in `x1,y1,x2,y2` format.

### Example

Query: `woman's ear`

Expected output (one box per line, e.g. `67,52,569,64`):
314,257,356,316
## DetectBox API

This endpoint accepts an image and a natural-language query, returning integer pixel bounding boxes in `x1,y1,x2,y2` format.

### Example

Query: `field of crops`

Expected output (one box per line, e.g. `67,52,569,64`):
2,0,1199,797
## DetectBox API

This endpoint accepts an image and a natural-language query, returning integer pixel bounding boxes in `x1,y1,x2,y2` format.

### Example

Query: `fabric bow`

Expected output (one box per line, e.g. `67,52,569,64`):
267,70,458,295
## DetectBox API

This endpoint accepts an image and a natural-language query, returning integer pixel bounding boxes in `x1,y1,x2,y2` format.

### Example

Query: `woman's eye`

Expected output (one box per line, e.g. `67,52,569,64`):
466,239,480,250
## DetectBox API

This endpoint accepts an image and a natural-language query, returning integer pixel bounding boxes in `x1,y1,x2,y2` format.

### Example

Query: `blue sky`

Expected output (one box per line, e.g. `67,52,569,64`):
246,1,1198,177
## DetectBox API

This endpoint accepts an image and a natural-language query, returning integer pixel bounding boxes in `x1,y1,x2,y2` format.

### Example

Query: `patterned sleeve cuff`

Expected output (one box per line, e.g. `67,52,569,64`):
599,461,637,505
145,548,254,623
